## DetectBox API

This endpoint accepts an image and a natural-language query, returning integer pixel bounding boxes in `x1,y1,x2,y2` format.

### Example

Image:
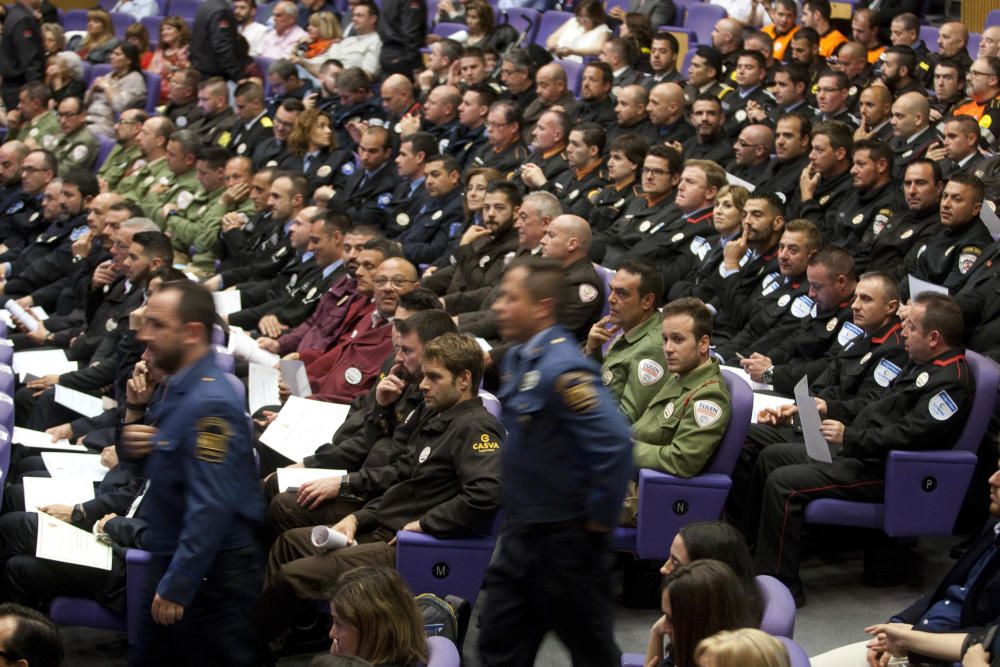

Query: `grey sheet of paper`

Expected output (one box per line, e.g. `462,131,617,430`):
907,274,949,299
794,375,832,463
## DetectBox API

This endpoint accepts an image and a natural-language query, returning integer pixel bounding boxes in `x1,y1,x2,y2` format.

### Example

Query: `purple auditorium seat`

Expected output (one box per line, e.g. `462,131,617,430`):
432,21,467,38
594,263,614,318
480,390,502,420
140,16,162,49
0,402,12,433
920,25,940,52
671,0,697,26
804,350,1000,537
110,12,136,38
555,58,585,96
756,575,796,638
988,9,1000,28
214,347,236,374
141,71,161,114
49,548,153,645
63,9,89,32
395,530,498,604
254,56,275,97
95,135,116,170
0,364,14,397
426,636,461,667
681,48,696,78
683,3,726,43
87,64,113,87
165,0,199,21
98,0,117,10
777,637,811,667
0,343,12,367
612,369,753,560
968,32,981,59
532,10,573,47
0,426,11,506
503,7,540,44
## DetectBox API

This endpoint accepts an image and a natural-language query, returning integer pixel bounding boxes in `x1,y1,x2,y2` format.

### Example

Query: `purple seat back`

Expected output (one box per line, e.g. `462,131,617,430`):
111,12,135,37
480,390,502,420
432,21,467,38
63,9,89,32
703,370,753,475
395,531,497,604
533,11,573,46
777,637,811,667
0,365,13,398
968,32,981,59
141,16,163,48
166,0,199,21
683,3,726,43
952,351,999,454
0,345,12,368
88,64,113,87
255,56,275,96
988,9,1000,28
593,263,614,318
756,575,796,638
556,58,585,96
0,426,10,507
214,347,236,374
920,25,940,52
141,71,161,114
95,135,116,170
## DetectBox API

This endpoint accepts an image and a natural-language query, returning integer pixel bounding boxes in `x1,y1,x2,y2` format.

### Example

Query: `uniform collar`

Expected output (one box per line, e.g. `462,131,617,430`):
623,311,661,345
871,318,902,345
676,357,721,389
165,351,216,396
518,325,564,362
929,348,966,367
423,395,484,429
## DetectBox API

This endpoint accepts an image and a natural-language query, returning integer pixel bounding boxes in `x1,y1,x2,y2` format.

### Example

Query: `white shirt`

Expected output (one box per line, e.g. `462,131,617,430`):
111,0,158,19
257,24,308,59
323,32,383,77
240,21,269,57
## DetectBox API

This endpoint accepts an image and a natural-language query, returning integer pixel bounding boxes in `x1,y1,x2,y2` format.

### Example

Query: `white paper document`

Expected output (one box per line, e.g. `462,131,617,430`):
751,393,796,424
213,290,243,317
260,396,351,463
227,328,280,367
41,452,108,482
23,477,95,511
11,349,78,381
794,376,832,463
277,467,347,492
54,385,105,418
35,510,113,570
907,274,949,299
722,365,773,392
249,363,280,414
279,359,312,398
725,172,757,192
12,427,87,452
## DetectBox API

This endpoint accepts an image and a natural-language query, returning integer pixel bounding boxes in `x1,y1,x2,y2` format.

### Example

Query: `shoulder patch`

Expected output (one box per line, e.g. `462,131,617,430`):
472,432,500,453
579,283,599,303
261,116,273,128
928,390,958,421
873,358,901,387
194,416,231,463
637,359,664,386
693,400,723,428
556,371,600,414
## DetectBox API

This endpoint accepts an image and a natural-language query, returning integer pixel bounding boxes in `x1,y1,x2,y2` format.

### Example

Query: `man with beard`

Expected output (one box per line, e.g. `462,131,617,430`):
826,139,901,256
251,99,304,170
304,256,419,403
646,82,694,146
607,86,659,148
682,95,735,166
761,113,813,198
881,46,925,97
328,126,400,227
730,124,774,187
572,62,618,126
853,85,894,143
470,100,528,178
116,116,175,204
525,124,609,220
0,148,54,257
423,180,520,298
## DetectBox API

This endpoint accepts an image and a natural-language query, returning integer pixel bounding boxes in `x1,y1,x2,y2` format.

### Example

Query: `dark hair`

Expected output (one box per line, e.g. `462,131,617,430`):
504,257,565,311
617,260,664,305
168,129,200,157
802,0,832,21
646,144,683,175
853,138,894,174
362,237,403,259
809,245,854,278
465,82,498,108
884,45,916,76
320,209,351,237
777,111,812,138
425,153,461,175
584,60,614,86
905,157,943,184
21,80,51,105
947,114,983,142
336,67,372,92
661,560,755,667
61,168,99,199
784,218,823,251
812,120,853,157
161,280,216,343
111,200,145,218
947,171,986,203
651,31,679,53
693,46,724,77
661,297,713,340
791,26,819,47
817,70,848,90
132,230,175,265
149,265,189,284
858,271,900,304
485,180,523,208
572,122,606,154
197,145,230,170
279,98,306,113
115,40,142,72
574,0,608,27
777,62,810,88
490,100,523,129
736,49,766,70
395,309,457,342
0,603,63,667
398,287,443,312
692,92,723,112
28,149,58,175
746,190,786,218
402,132,439,162
912,293,963,346
609,134,649,172
422,332,485,390
893,12,919,32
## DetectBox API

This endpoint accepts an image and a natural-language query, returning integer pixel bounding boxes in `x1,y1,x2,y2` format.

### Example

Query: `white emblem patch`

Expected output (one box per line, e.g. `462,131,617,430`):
344,367,362,385
873,359,901,387
837,321,863,347
637,359,664,386
418,446,431,463
601,369,612,385
176,191,194,210
693,400,722,428
317,165,332,178
915,371,929,388
520,370,541,391
928,390,958,421
663,402,675,419
579,283,599,303
790,295,814,318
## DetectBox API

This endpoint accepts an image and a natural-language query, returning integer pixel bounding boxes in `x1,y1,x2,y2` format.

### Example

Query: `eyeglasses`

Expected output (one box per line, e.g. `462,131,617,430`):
373,277,418,288
642,166,670,177
735,139,765,149
486,121,513,129
969,70,995,78
20,165,47,174
116,118,142,126
57,110,82,118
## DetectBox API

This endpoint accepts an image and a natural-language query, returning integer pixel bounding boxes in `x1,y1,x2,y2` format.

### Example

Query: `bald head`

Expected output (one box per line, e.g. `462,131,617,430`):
541,214,592,264
713,18,744,52
938,21,968,58
743,124,774,151
891,91,931,138
381,74,415,116
838,41,866,61
647,82,686,125
538,62,567,85
980,26,1000,59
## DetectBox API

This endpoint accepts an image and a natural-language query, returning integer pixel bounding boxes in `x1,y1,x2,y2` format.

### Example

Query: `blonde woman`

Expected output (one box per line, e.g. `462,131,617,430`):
72,9,119,64
41,23,66,57
695,629,790,667
292,12,345,78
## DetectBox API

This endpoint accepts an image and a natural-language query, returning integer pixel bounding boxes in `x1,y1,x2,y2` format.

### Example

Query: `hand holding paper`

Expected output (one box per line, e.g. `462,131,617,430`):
793,376,832,463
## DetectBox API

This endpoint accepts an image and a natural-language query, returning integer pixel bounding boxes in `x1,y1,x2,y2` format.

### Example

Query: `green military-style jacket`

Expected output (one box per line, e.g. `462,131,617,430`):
53,126,99,170
118,156,171,202
149,168,200,229
631,358,731,478
15,110,59,149
97,143,144,191
596,313,669,423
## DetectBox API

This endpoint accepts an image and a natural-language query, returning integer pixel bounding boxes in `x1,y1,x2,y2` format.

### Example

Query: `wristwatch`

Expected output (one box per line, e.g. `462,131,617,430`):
339,475,351,497
762,366,775,384
71,504,86,525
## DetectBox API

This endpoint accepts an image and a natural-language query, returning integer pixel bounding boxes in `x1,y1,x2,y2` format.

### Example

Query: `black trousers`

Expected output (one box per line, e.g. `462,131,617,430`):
478,521,620,667
728,422,798,522
740,442,885,585
129,544,264,667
